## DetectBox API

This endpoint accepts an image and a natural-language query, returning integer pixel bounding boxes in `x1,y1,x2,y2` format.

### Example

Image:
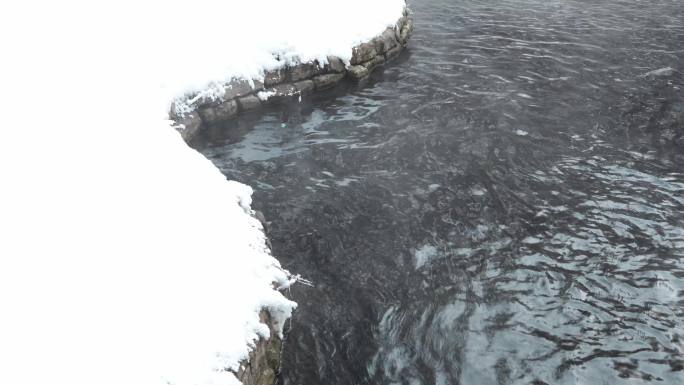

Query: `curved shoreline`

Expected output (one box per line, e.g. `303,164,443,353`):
170,8,414,385
171,9,414,143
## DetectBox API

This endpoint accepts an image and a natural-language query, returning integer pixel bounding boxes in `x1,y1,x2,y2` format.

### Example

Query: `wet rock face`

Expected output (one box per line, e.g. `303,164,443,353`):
362,55,386,72
236,212,283,385
170,8,414,142
198,99,238,124
325,56,346,73
225,80,262,100
264,69,287,87
351,42,378,65
171,111,202,142
312,73,345,90
289,63,323,82
373,29,399,53
237,95,262,112
236,310,283,385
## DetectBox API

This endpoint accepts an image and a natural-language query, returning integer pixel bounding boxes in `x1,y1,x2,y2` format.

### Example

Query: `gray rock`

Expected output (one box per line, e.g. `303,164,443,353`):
396,16,408,31
237,95,261,111
351,42,377,65
289,63,322,82
237,310,282,385
385,45,402,61
325,56,346,73
347,65,369,81
253,210,267,228
264,69,286,86
312,73,345,90
393,26,402,44
224,79,263,99
173,112,202,142
373,28,399,54
294,80,314,95
363,55,386,72
400,17,414,44
197,99,238,124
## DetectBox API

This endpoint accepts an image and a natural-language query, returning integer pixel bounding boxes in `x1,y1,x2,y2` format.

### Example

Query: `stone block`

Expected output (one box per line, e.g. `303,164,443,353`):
385,45,402,61
173,112,202,142
294,80,314,95
289,62,322,82
237,310,283,385
400,18,414,45
363,55,386,72
373,28,399,54
198,99,238,124
347,65,369,81
351,42,377,65
224,79,263,100
396,16,408,31
312,73,345,90
264,69,286,86
237,95,261,111
325,56,346,73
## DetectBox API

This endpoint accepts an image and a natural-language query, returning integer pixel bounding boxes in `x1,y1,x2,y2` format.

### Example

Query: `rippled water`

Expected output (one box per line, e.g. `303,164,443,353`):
193,0,684,383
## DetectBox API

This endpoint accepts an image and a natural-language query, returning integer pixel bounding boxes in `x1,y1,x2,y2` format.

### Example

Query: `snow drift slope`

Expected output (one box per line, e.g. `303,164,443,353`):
0,1,406,385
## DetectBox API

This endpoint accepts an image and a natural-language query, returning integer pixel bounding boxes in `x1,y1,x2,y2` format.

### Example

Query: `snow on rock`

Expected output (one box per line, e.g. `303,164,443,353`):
169,0,408,115
0,1,406,385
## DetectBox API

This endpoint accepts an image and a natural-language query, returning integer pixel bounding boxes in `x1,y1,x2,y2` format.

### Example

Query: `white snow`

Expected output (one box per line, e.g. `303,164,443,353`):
0,1,407,385
166,0,407,115
257,90,278,101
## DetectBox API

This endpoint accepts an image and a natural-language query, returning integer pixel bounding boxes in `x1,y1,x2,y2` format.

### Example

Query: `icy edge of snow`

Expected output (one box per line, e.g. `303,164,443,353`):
223,178,299,342
171,1,408,116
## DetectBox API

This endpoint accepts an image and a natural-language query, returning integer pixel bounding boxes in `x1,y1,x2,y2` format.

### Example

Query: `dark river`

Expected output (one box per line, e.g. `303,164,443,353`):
192,0,684,383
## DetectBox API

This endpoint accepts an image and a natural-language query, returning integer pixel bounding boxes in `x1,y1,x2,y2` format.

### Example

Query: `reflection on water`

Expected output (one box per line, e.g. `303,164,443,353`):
194,0,684,383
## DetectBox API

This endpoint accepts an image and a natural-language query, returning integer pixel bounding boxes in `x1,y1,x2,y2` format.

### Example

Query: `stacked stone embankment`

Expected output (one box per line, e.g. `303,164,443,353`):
170,11,414,385
234,310,283,385
171,10,414,142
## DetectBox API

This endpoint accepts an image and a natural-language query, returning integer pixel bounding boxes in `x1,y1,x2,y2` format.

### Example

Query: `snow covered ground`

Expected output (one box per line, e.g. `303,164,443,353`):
0,1,406,385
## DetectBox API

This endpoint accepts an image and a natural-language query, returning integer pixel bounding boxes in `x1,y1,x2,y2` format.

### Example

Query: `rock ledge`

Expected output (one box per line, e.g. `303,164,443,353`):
171,8,414,142
234,310,283,385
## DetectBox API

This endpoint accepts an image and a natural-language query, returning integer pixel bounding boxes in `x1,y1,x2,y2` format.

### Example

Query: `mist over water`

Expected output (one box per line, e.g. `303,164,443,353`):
194,0,684,383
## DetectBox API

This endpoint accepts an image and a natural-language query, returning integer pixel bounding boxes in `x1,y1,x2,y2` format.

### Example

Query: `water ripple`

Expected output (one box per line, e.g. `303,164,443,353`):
194,0,684,383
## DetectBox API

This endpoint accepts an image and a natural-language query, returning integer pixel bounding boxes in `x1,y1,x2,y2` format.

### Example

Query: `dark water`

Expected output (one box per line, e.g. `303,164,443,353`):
193,0,684,383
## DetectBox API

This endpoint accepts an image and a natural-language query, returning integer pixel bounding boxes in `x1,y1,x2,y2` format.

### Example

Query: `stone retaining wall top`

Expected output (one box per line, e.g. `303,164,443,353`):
172,7,414,143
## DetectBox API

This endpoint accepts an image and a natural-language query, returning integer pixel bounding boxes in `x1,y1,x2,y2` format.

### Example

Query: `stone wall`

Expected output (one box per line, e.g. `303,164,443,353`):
228,211,286,385
179,11,414,385
234,310,283,385
171,9,414,142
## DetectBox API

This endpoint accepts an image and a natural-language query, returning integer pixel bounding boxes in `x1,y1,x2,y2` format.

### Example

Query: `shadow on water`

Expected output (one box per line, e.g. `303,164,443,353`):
193,0,684,383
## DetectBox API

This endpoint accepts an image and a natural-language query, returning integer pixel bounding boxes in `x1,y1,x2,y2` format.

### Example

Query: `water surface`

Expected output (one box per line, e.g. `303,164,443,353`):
194,0,684,383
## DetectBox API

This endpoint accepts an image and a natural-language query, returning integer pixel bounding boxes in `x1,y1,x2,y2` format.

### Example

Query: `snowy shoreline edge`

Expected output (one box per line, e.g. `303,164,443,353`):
236,211,289,385
167,8,413,385
170,9,414,142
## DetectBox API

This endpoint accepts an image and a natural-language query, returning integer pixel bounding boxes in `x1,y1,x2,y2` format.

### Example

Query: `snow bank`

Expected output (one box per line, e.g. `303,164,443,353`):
0,1,406,385
168,0,408,114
